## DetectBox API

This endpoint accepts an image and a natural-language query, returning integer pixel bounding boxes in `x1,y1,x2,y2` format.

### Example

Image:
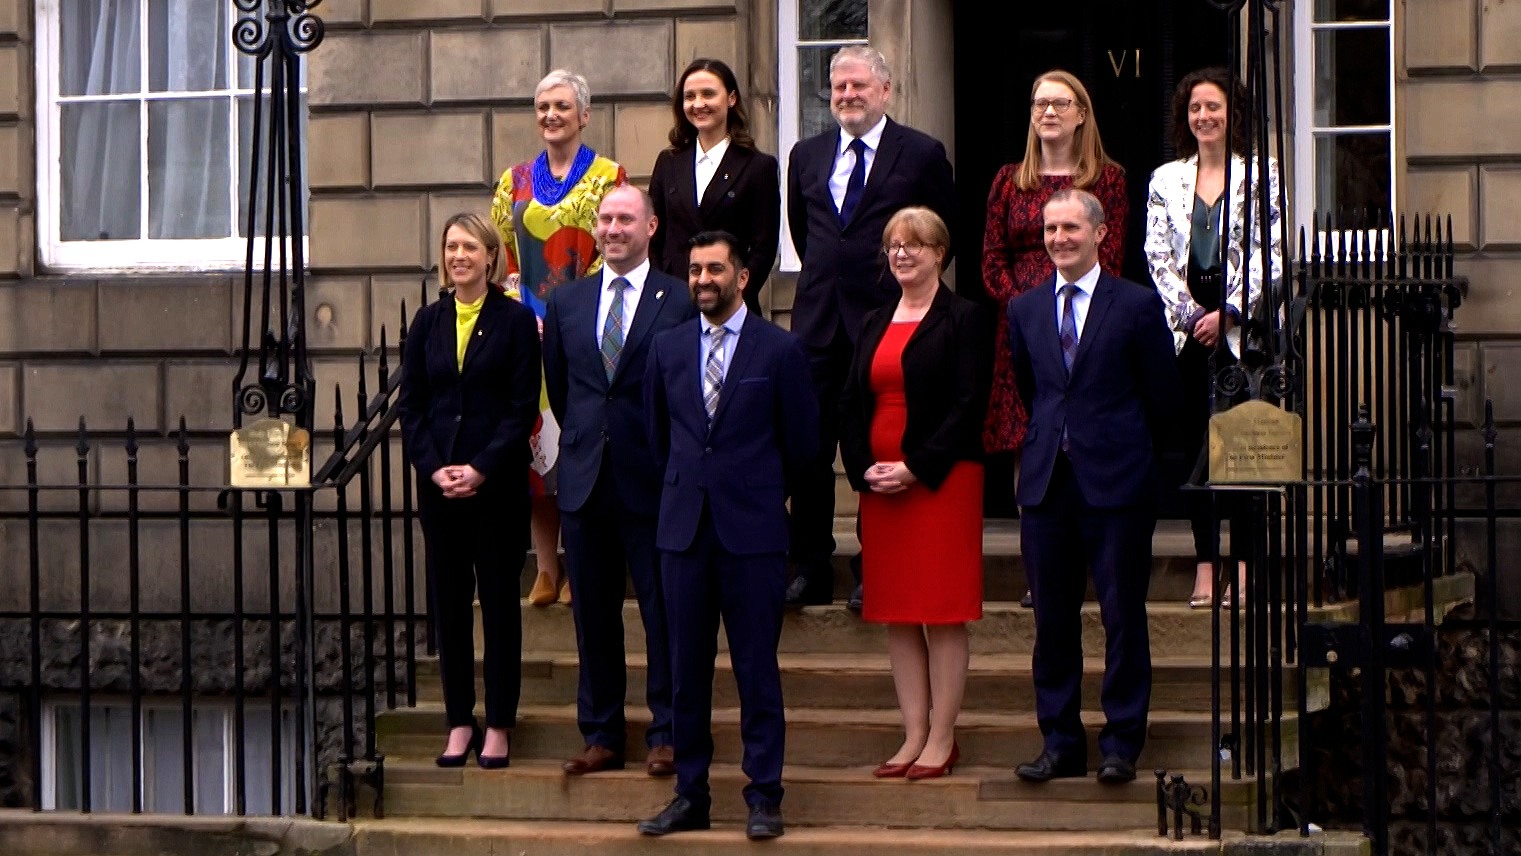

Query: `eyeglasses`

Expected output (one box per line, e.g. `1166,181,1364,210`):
1031,97,1076,115
883,241,929,258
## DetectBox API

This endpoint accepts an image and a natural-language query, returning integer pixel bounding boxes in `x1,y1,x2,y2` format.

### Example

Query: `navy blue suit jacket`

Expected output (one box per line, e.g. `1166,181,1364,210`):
397,288,541,487
543,267,696,514
1007,271,1182,508
645,313,819,554
786,117,957,349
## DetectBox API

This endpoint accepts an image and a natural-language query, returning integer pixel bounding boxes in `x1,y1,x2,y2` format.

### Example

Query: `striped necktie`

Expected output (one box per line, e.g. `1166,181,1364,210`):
704,326,727,423
600,276,629,381
1059,282,1079,451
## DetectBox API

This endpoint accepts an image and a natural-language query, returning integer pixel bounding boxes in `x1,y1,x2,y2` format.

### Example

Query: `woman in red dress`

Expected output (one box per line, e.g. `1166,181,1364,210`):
982,69,1126,606
840,207,991,781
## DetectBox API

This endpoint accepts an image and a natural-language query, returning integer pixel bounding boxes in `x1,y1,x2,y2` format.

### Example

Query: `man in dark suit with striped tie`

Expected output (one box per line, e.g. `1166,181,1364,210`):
542,185,696,778
639,231,818,840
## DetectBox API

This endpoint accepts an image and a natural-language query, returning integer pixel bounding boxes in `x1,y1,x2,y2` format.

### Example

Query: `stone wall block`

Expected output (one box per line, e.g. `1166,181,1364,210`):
491,105,613,176
371,274,438,350
0,280,98,354
1480,344,1521,425
97,278,233,354
1406,167,1475,250
94,437,229,514
549,21,672,98
312,358,366,432
309,32,427,108
427,192,494,259
1405,0,1476,71
319,0,367,25
491,0,605,16
371,0,485,23
1451,342,1480,428
1406,80,1521,159
674,17,738,69
613,102,675,182
430,28,543,103
0,123,20,197
1478,167,1521,250
0,45,21,120
22,363,162,434
0,362,14,436
372,112,490,187
1481,0,1521,70
305,276,372,351
310,195,427,270
0,0,23,36
1451,257,1521,336
0,207,18,277
162,361,237,435
0,441,96,513
613,0,735,10
1452,427,1521,512
309,113,372,190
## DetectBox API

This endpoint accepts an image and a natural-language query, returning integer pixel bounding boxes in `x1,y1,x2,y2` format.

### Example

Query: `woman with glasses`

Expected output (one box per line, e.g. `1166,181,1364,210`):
840,206,991,781
981,69,1126,606
1144,67,1282,608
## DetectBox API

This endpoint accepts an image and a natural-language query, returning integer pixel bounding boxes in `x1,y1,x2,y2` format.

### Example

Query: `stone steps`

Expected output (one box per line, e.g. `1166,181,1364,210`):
377,759,1258,833
375,704,1299,774
414,652,1309,712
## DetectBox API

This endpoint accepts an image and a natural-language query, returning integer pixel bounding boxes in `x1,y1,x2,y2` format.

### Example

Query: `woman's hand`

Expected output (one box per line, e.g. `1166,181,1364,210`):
1192,309,1228,348
434,465,485,498
864,461,917,495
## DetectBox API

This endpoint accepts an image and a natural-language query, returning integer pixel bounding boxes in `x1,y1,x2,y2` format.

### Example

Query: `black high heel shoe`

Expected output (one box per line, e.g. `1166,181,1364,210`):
477,727,511,769
435,722,483,768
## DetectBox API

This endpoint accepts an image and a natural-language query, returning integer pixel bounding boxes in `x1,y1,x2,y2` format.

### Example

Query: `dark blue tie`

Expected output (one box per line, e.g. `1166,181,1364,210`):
838,137,868,225
1059,283,1079,451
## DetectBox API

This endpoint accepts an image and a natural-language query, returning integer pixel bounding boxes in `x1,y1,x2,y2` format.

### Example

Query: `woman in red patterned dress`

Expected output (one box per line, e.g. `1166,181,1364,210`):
841,207,991,781
981,69,1126,605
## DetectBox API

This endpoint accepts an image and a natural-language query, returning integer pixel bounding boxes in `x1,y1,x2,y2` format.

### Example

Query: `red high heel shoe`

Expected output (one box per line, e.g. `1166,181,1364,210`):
905,742,960,780
871,759,913,778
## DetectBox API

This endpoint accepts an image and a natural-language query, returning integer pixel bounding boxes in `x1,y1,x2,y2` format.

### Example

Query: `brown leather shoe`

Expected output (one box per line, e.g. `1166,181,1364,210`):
645,744,675,777
562,744,624,775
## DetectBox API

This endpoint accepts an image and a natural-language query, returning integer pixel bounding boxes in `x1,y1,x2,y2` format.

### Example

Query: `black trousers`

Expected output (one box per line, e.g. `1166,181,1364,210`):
1176,335,1250,562
419,481,528,730
788,324,855,594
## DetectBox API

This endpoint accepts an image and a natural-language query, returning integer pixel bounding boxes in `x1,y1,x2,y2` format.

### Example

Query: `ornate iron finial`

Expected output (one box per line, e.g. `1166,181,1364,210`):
232,0,326,58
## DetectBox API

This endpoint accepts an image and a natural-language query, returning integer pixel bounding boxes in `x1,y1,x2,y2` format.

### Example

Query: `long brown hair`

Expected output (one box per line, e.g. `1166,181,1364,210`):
1015,70,1119,191
666,58,756,151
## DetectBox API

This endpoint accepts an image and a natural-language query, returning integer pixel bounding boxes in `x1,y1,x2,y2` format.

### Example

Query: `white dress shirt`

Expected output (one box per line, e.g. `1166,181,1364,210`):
828,115,887,214
596,258,650,343
694,136,730,205
1054,260,1102,337
699,301,748,387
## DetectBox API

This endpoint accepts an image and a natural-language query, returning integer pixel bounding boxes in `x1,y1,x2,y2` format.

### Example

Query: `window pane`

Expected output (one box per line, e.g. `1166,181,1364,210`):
1314,132,1392,214
61,102,141,241
149,98,232,239
149,0,230,92
1313,28,1390,127
60,0,141,97
241,707,297,814
238,95,310,239
798,0,867,41
1314,0,1390,22
798,47,838,140
51,705,135,811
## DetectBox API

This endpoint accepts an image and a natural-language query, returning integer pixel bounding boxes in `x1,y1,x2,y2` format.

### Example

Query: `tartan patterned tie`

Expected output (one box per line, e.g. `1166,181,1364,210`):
1059,282,1080,374
704,326,727,423
600,276,629,381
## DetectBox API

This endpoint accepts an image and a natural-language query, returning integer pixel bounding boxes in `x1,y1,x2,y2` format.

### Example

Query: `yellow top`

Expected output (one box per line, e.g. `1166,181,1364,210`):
455,294,485,370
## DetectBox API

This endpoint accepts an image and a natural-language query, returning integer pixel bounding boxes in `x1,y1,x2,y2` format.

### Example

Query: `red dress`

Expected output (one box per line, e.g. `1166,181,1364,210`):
980,163,1127,452
860,322,984,624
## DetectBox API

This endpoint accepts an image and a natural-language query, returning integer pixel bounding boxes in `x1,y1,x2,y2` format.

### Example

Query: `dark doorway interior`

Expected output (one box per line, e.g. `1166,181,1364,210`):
953,0,1231,515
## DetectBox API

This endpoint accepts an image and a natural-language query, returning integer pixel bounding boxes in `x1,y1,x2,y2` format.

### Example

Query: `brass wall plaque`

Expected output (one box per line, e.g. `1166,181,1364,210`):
230,417,311,488
1208,400,1303,485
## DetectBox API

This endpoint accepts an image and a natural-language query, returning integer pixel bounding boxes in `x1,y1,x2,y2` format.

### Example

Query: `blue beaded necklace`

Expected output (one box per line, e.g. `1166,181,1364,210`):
532,144,596,206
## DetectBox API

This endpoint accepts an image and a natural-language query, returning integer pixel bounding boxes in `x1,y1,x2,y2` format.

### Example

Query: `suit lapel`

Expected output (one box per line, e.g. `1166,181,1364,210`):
902,286,950,354
459,290,501,374
611,273,673,384
434,293,458,375
1033,282,1066,384
698,145,748,212
673,147,700,211
1070,276,1115,379
850,119,904,227
708,313,759,433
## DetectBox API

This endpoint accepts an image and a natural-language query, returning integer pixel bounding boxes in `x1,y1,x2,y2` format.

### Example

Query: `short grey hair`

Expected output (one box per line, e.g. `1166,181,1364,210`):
535,69,591,113
829,46,891,83
1044,188,1106,228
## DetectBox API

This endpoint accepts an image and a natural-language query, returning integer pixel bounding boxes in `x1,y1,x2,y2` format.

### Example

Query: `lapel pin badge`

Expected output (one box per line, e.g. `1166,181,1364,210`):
656,290,665,300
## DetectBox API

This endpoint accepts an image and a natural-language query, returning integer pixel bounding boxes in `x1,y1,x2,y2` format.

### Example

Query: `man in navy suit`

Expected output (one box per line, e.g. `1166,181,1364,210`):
1006,189,1181,785
542,184,696,778
638,230,818,840
785,45,957,608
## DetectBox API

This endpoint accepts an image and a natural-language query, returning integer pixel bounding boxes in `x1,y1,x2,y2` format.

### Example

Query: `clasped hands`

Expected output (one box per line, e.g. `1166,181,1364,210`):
864,460,916,495
1191,308,1233,348
432,464,484,499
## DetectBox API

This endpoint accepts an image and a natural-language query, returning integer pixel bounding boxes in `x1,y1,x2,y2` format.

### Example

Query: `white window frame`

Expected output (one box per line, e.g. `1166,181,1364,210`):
777,0,868,272
39,698,298,814
1291,0,1397,256
34,0,306,273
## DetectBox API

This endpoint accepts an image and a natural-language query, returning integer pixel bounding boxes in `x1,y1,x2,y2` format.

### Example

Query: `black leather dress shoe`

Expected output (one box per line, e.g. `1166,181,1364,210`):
784,576,831,607
746,803,784,840
637,796,711,836
1019,589,1034,609
1096,754,1137,783
1015,750,1087,782
846,584,864,613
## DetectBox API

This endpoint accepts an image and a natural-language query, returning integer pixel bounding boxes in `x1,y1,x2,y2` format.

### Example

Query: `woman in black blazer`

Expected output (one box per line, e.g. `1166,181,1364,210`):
648,58,780,312
397,212,541,769
840,207,992,781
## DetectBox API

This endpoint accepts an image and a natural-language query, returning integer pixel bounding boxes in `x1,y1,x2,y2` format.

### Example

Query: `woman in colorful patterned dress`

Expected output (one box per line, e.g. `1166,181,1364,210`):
491,69,628,607
981,69,1126,607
